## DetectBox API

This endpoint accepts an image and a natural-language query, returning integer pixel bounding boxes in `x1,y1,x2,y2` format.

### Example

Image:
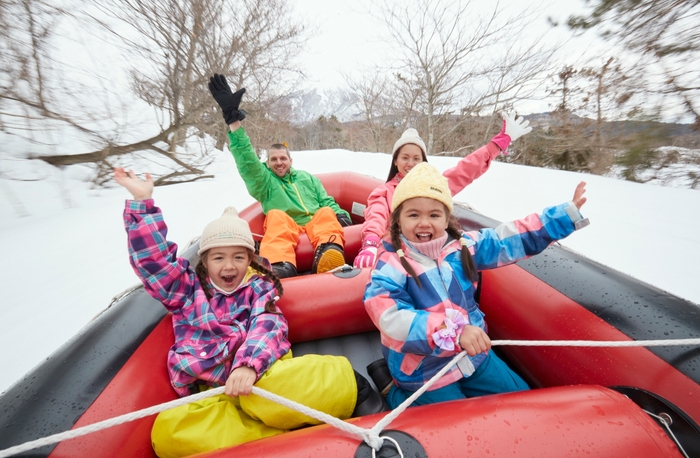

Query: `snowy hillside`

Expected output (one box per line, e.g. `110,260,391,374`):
0,146,699,395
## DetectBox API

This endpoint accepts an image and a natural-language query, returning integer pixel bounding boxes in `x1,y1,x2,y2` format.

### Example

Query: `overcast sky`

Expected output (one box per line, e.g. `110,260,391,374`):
290,0,605,113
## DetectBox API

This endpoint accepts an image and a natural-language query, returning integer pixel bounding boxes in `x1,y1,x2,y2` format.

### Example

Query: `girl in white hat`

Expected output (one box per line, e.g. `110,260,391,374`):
114,168,379,457
354,113,532,268
363,163,588,408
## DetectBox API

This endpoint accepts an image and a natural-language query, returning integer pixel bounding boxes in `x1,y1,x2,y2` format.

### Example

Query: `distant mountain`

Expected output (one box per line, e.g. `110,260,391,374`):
523,112,699,148
283,88,363,125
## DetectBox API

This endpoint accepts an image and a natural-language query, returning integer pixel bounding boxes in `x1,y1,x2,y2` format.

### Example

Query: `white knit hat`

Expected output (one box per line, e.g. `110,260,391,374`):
391,162,453,212
197,207,255,255
392,128,427,156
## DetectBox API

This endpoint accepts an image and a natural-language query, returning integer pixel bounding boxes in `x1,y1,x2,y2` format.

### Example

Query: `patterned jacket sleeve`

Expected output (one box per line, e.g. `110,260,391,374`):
123,199,194,311
364,255,446,357
231,278,291,377
467,202,586,270
360,183,392,242
443,142,500,195
228,127,270,202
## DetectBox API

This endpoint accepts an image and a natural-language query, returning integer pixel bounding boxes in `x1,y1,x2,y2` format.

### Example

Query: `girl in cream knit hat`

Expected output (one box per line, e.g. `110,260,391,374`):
363,162,589,409
114,168,378,457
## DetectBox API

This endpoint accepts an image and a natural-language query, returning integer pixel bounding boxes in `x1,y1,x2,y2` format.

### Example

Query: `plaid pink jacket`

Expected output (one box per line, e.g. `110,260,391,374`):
123,199,290,397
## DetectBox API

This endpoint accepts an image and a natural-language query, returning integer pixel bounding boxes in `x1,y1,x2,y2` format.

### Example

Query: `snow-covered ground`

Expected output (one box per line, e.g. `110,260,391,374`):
0,146,699,394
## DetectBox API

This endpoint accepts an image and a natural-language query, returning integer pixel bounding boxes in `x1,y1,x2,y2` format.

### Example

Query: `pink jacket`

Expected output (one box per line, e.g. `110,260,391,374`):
360,142,500,242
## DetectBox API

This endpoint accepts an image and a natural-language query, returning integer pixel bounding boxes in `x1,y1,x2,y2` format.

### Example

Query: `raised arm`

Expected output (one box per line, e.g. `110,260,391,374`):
114,167,153,200
468,182,589,270
208,74,247,125
444,112,533,195
114,168,194,311
490,112,532,153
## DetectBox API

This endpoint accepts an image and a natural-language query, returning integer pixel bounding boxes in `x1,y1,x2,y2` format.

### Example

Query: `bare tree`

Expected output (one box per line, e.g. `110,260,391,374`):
567,0,700,123
374,0,557,155
344,70,403,153
577,57,642,172
0,0,110,160
1,0,306,186
505,66,594,172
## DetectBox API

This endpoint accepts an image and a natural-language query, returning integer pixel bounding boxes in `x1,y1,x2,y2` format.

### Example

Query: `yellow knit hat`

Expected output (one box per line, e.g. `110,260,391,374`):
391,162,453,212
198,207,255,255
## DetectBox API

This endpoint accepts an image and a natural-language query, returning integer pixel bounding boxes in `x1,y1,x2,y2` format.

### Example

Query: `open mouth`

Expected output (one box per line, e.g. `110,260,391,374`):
221,275,236,284
416,232,432,242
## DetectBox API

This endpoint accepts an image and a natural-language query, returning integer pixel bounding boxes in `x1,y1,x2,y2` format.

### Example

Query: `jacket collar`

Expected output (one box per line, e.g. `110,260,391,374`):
382,234,465,261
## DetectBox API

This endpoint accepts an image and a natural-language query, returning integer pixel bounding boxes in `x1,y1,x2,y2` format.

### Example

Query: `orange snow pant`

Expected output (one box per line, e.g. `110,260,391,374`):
260,207,345,266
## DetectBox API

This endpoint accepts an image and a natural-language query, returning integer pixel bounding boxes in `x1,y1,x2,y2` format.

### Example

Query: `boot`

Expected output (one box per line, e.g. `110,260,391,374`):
311,236,345,274
271,261,298,278
351,370,387,417
366,359,393,397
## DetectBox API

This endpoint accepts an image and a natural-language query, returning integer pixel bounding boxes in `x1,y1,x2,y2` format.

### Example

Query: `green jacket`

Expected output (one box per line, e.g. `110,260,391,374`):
228,128,350,226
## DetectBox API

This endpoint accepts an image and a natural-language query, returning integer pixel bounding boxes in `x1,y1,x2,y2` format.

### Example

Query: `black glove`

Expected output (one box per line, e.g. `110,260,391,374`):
337,213,352,227
208,74,247,124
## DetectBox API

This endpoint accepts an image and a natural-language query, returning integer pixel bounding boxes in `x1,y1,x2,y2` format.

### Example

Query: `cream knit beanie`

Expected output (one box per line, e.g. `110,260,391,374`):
391,162,453,212
392,128,427,156
197,207,255,255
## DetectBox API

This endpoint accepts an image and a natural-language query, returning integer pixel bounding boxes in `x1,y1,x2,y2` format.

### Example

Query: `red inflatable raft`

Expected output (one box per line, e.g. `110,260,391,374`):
0,171,698,457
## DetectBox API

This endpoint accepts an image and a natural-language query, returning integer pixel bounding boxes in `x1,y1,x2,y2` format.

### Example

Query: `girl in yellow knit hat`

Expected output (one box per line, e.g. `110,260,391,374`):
363,162,588,408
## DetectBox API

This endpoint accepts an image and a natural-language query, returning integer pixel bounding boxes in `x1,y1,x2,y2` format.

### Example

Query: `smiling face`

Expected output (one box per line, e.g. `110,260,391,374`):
267,148,292,178
394,144,425,178
202,246,251,292
397,197,449,243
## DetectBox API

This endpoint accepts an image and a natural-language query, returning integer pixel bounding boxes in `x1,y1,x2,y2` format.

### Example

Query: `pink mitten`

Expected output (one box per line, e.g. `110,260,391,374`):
353,236,381,268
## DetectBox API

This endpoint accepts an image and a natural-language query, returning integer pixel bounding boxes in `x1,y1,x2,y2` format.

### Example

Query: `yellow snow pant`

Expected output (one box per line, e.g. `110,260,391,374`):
260,207,345,266
151,353,357,458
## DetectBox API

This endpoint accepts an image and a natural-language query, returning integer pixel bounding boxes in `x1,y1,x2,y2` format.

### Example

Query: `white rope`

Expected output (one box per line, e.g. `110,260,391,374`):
491,338,700,347
1,336,698,457
0,387,227,458
367,352,467,438
0,384,384,457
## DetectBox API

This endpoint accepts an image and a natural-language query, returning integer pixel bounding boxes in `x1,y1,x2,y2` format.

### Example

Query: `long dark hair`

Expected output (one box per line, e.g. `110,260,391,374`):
195,250,284,313
389,203,479,287
386,145,429,182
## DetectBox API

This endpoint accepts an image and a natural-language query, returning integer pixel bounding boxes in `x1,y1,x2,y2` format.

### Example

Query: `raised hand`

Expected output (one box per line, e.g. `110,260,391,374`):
573,181,587,209
491,112,532,152
503,112,531,142
208,74,247,124
114,167,153,201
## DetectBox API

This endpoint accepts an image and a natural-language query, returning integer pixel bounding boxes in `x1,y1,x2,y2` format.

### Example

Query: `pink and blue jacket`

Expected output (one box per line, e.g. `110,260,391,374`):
363,202,587,392
360,142,501,242
123,199,291,397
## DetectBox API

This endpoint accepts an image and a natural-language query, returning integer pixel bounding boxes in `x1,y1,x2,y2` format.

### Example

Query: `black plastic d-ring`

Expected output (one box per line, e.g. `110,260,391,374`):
354,430,428,458
333,265,363,278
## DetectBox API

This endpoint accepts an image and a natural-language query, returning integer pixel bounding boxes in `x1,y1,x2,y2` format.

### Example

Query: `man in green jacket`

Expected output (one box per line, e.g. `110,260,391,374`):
208,74,351,278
